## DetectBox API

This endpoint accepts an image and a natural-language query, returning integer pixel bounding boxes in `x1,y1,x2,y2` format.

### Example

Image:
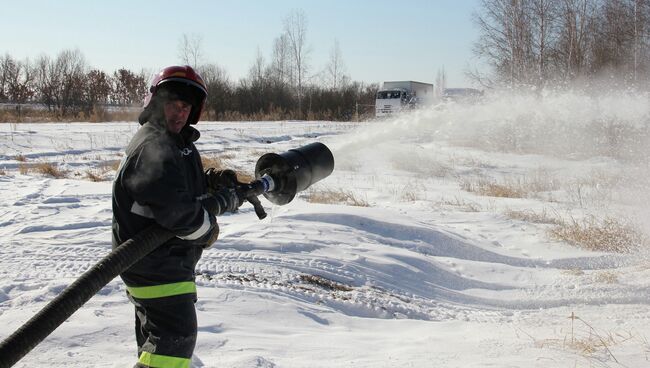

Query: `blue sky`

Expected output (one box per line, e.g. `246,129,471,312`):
1,0,483,87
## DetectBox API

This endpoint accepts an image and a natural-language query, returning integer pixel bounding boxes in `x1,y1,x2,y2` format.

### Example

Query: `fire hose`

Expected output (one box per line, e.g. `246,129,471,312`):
0,142,334,368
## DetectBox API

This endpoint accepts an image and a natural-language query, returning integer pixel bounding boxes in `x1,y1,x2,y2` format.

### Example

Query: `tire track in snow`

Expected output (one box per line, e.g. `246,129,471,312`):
0,176,113,303
195,211,645,321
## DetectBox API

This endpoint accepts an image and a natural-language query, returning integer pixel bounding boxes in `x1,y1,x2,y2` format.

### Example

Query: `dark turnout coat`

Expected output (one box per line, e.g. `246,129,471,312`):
112,120,216,305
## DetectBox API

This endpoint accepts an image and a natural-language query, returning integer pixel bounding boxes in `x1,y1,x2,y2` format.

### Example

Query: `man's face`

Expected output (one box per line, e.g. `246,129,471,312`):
163,100,192,133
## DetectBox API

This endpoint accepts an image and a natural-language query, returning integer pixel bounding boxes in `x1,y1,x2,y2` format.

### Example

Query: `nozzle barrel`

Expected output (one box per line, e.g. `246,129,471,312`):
255,142,334,205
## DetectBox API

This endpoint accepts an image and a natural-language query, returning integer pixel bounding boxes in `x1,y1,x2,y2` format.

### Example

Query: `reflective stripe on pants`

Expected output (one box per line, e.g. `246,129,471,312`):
138,351,191,368
134,299,197,368
127,281,196,299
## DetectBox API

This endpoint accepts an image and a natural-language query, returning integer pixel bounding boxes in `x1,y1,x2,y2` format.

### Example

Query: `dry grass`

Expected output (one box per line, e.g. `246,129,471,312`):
201,154,255,183
105,109,140,122
504,208,645,254
249,149,269,158
460,169,620,208
18,162,68,178
220,152,236,160
460,170,564,200
400,183,426,202
303,188,370,207
100,159,121,172
0,107,58,123
564,333,617,357
523,168,562,193
201,153,255,184
461,178,528,198
567,179,615,208
401,190,423,202
458,169,624,209
0,169,6,176
18,163,30,175
521,312,636,364
78,159,123,182
211,106,365,122
549,216,647,253
299,274,353,292
504,209,564,225
79,107,140,123
35,162,68,178
437,196,482,212
563,312,631,363
593,271,619,284
85,170,104,182
0,106,140,123
1,106,367,123
236,171,255,183
202,154,235,170
14,154,27,162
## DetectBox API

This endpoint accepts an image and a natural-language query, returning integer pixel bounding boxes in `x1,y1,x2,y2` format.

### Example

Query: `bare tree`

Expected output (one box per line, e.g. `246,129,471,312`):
325,39,349,90
83,69,112,111
633,0,650,83
591,0,650,83
0,54,17,102
113,68,146,106
555,0,597,79
178,33,204,68
633,0,642,80
473,0,536,87
61,49,87,114
199,63,229,84
34,54,56,110
593,0,632,72
269,33,292,85
249,47,266,84
283,9,310,115
7,58,35,104
34,50,89,113
267,34,296,115
200,63,232,119
473,0,627,87
530,0,559,85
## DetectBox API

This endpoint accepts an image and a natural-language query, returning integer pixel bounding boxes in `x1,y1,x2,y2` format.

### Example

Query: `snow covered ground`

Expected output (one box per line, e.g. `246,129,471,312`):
1,92,650,367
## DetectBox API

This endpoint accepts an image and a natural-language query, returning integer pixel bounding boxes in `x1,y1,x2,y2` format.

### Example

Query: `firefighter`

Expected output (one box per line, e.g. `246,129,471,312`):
112,65,242,367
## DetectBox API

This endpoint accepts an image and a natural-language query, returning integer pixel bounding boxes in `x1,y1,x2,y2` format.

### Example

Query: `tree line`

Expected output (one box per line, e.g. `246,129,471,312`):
178,9,378,121
0,49,147,117
472,0,650,89
0,10,378,122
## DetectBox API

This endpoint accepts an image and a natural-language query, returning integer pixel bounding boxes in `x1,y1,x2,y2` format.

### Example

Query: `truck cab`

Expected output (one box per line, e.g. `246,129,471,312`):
375,81,433,118
375,88,415,117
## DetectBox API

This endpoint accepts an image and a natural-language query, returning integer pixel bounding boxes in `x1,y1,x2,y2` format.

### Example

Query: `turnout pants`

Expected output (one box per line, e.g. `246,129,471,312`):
132,298,197,368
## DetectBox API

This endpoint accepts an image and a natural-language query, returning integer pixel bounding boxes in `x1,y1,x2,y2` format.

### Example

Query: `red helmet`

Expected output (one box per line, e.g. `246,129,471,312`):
141,65,208,125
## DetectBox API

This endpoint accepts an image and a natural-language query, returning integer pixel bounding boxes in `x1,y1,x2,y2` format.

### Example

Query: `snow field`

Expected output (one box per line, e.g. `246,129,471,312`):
1,91,650,366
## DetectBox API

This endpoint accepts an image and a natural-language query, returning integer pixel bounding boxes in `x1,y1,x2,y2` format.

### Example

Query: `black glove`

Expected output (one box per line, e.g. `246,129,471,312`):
201,187,244,216
203,221,220,249
206,168,239,192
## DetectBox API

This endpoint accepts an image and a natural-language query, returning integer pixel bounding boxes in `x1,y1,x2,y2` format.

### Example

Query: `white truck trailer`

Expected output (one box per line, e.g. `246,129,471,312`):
375,81,434,117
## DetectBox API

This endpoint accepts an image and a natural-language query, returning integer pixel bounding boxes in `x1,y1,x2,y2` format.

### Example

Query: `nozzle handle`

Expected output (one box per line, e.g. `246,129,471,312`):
237,175,276,220
247,195,267,219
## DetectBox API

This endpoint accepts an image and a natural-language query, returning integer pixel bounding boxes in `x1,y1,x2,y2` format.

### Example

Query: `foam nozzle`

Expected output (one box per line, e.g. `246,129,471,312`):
254,142,335,205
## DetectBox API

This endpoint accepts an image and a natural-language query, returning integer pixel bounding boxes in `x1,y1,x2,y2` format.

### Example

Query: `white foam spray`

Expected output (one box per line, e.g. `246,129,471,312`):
330,88,650,235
